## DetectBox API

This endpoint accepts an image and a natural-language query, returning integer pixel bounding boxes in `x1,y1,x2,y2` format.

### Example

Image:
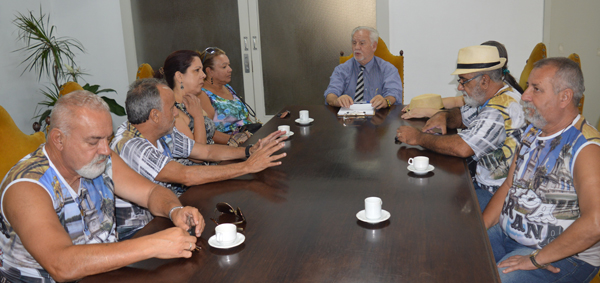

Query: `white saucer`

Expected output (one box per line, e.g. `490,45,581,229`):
407,164,434,175
283,131,294,137
295,118,314,125
356,209,390,224
208,233,246,249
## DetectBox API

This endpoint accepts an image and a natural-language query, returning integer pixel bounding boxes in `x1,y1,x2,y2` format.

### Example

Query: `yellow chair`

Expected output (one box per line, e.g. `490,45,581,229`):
519,43,547,91
340,37,404,104
136,63,154,80
567,53,584,114
0,105,46,180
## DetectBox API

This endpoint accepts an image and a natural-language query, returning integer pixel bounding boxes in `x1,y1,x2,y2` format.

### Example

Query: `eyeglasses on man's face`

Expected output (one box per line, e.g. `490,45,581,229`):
457,74,483,88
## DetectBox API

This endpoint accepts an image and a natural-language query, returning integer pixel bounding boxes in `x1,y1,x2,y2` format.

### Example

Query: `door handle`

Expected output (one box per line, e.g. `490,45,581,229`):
244,37,249,51
252,36,257,50
244,54,250,73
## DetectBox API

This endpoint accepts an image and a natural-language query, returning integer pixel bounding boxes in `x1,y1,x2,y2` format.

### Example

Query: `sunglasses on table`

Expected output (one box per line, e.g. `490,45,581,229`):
210,202,246,230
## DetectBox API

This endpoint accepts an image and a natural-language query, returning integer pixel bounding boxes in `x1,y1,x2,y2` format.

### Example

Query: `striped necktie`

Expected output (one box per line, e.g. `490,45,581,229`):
354,65,365,102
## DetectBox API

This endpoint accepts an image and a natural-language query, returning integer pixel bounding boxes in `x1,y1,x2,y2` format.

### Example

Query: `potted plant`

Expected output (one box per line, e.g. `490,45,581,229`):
13,9,125,132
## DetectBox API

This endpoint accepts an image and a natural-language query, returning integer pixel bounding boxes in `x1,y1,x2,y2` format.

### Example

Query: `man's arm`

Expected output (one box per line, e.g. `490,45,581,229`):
187,130,284,163
325,93,353,108
324,63,351,106
499,144,600,273
3,182,197,282
156,138,286,187
395,126,475,158
111,152,205,236
377,61,402,106
422,108,464,134
482,154,517,229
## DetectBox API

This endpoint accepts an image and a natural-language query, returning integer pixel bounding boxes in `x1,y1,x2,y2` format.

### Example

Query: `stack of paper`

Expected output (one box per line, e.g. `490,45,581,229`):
337,103,375,116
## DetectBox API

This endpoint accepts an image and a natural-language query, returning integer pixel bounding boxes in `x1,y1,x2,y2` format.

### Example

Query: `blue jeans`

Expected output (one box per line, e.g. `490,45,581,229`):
488,224,599,283
474,182,493,212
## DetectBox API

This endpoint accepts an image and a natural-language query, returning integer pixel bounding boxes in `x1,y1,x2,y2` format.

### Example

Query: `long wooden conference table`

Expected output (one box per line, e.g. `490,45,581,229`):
83,105,499,282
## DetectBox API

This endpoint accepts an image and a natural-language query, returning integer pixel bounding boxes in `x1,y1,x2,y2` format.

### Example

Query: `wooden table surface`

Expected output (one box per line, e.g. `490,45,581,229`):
82,105,499,283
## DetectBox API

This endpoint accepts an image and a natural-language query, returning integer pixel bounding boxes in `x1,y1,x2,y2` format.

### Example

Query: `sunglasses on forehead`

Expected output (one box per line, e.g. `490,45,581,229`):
201,47,218,65
210,202,246,227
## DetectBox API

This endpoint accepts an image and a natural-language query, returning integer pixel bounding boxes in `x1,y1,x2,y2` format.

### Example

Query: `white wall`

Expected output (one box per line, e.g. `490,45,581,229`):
1,0,130,133
384,0,544,104
1,0,51,134
544,0,600,127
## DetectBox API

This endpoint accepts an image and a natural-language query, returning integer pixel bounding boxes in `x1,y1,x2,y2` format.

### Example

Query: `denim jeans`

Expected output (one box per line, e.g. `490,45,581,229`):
488,224,600,283
473,182,493,212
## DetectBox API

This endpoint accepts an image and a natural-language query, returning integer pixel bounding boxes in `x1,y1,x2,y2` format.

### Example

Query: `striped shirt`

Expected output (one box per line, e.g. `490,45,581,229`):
459,85,525,190
324,56,403,104
110,122,194,239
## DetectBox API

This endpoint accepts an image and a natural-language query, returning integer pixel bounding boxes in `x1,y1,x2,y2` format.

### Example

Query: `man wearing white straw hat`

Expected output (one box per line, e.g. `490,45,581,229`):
396,45,525,211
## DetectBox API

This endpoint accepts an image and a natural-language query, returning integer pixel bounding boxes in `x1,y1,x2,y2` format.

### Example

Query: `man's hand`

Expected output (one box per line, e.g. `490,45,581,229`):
498,254,560,274
370,95,387,109
145,227,199,259
245,139,286,173
396,126,422,145
336,95,354,108
422,111,448,134
401,108,441,120
250,131,287,155
170,206,205,237
182,94,204,119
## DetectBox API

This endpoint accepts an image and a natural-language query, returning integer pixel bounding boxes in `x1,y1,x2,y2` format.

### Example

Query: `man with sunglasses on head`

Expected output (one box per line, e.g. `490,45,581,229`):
111,78,286,240
396,45,525,211
324,26,402,109
0,91,204,282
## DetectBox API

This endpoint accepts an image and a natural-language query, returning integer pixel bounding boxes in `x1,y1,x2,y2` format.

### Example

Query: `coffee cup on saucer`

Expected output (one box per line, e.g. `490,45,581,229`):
408,156,429,171
299,110,309,122
364,197,382,219
278,125,290,135
215,223,237,244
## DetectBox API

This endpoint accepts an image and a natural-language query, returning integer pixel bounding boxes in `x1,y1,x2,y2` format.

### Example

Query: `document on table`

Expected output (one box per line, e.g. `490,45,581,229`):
337,103,375,116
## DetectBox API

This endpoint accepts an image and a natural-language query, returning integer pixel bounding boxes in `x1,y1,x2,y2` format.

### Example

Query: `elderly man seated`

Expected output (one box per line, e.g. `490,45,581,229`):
483,57,600,282
0,91,204,282
324,26,402,110
111,78,286,239
396,45,525,211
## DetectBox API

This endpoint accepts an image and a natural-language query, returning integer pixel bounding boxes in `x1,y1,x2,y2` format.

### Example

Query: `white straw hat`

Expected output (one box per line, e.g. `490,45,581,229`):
451,45,506,75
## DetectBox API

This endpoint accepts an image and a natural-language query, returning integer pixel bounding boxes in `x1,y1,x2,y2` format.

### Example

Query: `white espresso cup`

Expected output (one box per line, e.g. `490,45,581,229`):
299,110,309,122
365,197,382,219
408,156,429,171
215,223,237,244
278,125,290,135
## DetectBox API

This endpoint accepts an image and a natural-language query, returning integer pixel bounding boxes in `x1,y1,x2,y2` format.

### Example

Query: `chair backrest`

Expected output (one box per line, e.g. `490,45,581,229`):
340,37,404,104
519,43,547,91
0,105,46,180
137,63,155,80
567,53,584,114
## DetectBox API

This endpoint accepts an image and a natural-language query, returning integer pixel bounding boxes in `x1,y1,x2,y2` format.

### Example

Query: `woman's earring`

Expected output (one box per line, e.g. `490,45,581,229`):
211,77,213,84
180,83,184,90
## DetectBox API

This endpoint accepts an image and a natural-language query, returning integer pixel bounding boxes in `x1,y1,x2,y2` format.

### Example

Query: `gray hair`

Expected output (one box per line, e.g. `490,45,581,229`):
480,68,503,83
352,26,379,45
50,90,110,135
126,78,164,124
534,57,585,105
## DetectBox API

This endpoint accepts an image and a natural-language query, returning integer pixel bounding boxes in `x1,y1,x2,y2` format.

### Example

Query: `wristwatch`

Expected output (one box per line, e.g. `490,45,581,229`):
529,249,549,269
385,98,392,108
245,144,253,158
